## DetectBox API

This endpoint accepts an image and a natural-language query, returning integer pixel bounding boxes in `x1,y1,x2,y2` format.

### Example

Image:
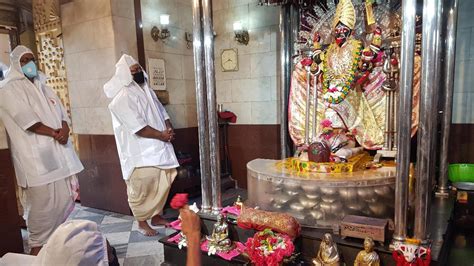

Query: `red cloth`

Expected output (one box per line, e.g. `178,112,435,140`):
218,111,237,123
221,206,241,216
201,240,244,261
168,233,182,243
237,208,301,239
169,219,182,230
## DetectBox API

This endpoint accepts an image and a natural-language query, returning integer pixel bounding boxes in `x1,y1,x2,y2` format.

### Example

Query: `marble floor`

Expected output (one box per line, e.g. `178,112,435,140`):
22,203,176,265
21,188,246,266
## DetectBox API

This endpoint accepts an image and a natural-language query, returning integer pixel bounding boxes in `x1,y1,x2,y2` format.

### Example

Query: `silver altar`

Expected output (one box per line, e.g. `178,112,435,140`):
247,159,395,229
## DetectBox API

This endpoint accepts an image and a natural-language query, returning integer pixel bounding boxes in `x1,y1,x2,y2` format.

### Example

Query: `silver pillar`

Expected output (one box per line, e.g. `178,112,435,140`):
414,0,443,242
393,0,416,242
383,90,391,150
201,0,221,214
192,0,212,212
279,4,291,158
312,74,318,141
304,67,311,145
437,0,459,196
392,89,400,151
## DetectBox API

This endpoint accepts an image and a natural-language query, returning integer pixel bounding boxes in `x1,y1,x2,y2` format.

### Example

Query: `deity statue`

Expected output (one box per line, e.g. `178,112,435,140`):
288,0,420,160
312,233,341,266
207,214,233,252
234,195,243,210
354,237,380,266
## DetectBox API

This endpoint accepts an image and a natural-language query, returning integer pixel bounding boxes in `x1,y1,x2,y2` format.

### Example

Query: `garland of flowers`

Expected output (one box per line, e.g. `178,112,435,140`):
321,39,363,104
244,229,296,266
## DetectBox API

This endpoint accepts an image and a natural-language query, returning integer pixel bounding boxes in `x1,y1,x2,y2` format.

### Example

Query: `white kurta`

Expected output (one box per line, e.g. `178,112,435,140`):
0,75,83,187
104,54,179,180
108,82,179,180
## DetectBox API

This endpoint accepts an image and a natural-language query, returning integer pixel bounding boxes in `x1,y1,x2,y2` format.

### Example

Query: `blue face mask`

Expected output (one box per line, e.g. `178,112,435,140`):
21,60,38,78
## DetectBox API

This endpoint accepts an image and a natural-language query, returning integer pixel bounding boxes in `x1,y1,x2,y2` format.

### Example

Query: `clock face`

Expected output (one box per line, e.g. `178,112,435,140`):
221,49,238,72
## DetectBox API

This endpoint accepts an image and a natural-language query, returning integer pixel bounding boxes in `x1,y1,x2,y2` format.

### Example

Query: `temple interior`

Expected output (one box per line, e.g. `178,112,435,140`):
0,0,473,265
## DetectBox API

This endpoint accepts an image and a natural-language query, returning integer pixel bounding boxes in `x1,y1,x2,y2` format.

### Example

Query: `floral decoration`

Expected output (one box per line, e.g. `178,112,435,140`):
170,193,188,209
244,229,296,266
321,39,363,104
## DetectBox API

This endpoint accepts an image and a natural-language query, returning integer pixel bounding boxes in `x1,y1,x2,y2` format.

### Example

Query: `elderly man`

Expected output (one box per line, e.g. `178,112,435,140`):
104,54,178,236
0,45,83,255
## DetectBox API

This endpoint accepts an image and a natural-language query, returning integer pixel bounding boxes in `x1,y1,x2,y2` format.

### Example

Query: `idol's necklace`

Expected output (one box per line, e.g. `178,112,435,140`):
322,39,362,104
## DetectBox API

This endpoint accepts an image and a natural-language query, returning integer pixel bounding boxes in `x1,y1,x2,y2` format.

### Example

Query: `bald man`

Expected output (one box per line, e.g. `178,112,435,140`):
0,46,83,255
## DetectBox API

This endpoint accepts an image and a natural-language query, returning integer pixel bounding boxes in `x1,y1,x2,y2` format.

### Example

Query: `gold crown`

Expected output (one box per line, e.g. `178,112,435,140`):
332,0,356,30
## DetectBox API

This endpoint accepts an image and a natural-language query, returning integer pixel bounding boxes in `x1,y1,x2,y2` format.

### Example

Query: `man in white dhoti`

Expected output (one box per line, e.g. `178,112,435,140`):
0,46,83,255
104,54,179,236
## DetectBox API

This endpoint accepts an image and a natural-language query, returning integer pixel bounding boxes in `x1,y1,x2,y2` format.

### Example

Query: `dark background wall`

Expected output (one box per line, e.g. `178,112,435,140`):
76,124,281,212
0,149,24,256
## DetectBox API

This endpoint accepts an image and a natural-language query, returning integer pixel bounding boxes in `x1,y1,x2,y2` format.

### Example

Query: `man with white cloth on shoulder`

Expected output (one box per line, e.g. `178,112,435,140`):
0,45,83,255
104,54,179,236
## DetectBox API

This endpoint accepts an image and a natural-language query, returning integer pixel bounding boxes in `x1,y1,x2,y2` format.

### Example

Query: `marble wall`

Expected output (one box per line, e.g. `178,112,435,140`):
140,0,280,128
0,33,9,149
61,0,137,135
214,0,280,125
453,0,474,124
141,0,197,129
0,120,7,150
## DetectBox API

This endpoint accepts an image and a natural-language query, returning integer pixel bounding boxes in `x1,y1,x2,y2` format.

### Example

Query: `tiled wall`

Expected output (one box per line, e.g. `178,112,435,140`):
140,0,280,128
453,0,474,124
214,0,280,125
141,0,197,129
61,0,137,135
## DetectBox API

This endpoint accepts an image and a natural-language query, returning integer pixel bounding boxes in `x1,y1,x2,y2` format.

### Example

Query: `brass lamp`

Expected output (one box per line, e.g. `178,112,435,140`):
233,21,249,45
151,14,171,42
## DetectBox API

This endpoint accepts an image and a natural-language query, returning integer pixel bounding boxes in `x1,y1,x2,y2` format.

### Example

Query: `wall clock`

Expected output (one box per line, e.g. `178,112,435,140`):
221,48,238,72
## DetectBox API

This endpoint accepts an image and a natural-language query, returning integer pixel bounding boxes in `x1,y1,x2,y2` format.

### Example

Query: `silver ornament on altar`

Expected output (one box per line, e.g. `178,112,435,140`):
206,214,233,253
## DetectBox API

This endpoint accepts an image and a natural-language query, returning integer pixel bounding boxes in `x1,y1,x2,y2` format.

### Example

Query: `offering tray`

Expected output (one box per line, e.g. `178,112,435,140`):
247,159,395,229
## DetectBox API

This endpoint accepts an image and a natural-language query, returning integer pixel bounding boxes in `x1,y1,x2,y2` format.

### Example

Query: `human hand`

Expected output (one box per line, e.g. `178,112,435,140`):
159,128,175,142
179,207,201,239
167,128,175,142
165,120,174,134
54,127,69,145
49,128,59,139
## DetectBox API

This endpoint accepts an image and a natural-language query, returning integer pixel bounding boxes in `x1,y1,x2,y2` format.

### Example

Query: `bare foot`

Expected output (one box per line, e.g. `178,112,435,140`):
30,246,42,256
137,221,157,236
151,215,169,227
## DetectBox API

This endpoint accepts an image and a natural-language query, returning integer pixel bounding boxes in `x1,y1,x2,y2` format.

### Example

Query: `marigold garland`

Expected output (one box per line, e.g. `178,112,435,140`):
321,39,363,104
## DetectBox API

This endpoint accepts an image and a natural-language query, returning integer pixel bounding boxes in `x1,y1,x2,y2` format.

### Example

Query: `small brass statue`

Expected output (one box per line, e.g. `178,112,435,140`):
313,233,340,266
207,214,233,252
354,237,380,266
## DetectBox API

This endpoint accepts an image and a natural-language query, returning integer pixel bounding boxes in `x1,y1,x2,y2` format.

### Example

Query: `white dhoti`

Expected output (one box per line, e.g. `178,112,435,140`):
126,167,177,221
19,176,77,248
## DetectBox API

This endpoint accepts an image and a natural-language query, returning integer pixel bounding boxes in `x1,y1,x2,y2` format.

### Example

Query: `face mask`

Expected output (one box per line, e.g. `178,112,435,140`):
132,71,145,84
21,60,38,78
